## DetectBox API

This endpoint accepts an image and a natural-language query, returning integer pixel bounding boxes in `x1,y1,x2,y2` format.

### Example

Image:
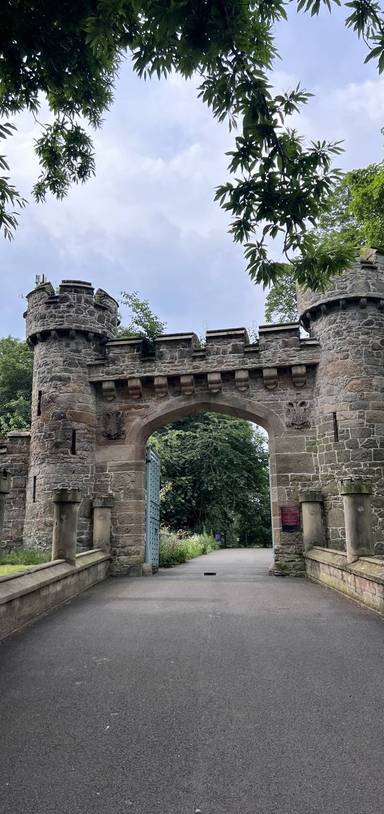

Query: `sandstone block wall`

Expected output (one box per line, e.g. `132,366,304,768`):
1,252,384,576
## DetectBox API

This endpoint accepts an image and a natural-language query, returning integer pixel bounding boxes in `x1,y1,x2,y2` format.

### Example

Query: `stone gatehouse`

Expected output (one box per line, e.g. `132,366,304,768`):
1,249,384,576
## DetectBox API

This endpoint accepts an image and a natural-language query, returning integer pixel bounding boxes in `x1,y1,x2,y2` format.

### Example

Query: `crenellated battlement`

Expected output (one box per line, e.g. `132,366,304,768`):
25,279,119,344
297,251,384,329
87,323,320,400
5,256,382,574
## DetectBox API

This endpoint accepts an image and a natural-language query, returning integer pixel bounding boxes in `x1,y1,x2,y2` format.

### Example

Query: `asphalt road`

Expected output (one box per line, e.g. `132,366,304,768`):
0,548,383,814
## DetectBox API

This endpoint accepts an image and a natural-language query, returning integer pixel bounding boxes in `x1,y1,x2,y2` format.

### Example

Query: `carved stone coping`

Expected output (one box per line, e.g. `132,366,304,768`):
259,322,300,334
155,332,199,345
107,337,145,349
59,280,93,292
206,328,249,342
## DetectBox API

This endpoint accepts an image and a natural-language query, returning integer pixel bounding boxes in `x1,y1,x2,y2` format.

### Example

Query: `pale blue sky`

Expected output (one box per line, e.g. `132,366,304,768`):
2,7,383,338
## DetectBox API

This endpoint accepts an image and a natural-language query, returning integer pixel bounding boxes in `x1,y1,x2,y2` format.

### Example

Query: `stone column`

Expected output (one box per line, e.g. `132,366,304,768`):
0,469,11,539
300,491,325,552
340,478,373,563
92,495,114,553
52,488,81,565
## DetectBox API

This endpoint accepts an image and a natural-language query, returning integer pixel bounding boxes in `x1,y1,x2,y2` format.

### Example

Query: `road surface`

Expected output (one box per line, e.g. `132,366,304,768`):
0,548,383,814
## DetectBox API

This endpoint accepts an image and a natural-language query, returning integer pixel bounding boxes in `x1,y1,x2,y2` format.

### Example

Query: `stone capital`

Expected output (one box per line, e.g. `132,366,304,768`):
92,495,114,509
299,491,323,504
339,478,373,496
53,488,82,504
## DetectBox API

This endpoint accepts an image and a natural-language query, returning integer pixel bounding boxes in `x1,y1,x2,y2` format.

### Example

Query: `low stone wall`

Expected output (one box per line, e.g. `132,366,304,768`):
305,547,384,614
0,550,110,640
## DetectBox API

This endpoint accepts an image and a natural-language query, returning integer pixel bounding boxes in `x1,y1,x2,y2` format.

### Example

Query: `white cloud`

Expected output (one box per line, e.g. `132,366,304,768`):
2,48,384,339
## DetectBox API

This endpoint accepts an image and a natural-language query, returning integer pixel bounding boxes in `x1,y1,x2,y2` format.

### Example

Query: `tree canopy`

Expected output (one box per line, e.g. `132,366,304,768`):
264,161,384,322
2,1,384,289
151,413,272,547
0,338,33,435
118,290,167,342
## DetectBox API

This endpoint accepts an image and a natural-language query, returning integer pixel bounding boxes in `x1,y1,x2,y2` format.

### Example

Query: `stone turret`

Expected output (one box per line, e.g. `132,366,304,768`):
297,249,384,552
24,280,119,549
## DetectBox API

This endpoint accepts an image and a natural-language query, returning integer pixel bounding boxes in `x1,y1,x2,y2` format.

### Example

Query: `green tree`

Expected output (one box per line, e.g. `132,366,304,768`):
0,338,33,435
2,2,384,289
264,165,384,322
264,271,298,323
151,413,271,547
118,290,166,342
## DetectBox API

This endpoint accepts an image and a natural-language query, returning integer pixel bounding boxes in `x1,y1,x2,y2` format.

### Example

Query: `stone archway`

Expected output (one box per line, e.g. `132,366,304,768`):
2,251,384,577
98,395,283,573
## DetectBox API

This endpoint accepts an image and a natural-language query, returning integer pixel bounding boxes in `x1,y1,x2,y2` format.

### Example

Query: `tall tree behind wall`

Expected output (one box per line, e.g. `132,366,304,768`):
0,338,33,434
151,413,272,547
264,167,384,324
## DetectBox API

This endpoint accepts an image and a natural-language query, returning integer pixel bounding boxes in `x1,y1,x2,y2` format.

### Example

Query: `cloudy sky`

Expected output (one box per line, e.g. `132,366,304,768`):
2,6,384,339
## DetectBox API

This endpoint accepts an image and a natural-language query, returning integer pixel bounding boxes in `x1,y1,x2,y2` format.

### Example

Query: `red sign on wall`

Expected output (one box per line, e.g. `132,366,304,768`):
281,505,301,532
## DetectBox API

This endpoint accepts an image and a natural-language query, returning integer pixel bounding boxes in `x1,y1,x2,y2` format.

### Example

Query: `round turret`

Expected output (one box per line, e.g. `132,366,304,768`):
297,249,384,553
25,279,119,344
23,279,119,550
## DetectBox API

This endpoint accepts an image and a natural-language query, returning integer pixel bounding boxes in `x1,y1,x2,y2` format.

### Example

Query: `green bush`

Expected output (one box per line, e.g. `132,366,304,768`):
0,547,50,565
159,529,218,568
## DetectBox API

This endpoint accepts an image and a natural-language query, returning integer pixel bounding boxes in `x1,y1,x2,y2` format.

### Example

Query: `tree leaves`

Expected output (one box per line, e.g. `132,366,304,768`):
1,1,384,290
152,412,271,545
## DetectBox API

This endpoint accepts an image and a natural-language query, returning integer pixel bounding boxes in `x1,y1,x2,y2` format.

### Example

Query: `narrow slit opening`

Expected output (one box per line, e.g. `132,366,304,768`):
33,476,37,503
37,390,42,416
333,412,339,443
70,429,77,455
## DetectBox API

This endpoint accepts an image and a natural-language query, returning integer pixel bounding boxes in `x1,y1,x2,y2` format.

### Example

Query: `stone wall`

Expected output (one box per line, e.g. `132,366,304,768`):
1,252,384,576
298,250,384,553
23,280,119,550
90,324,319,575
0,550,110,640
0,432,30,548
305,547,384,614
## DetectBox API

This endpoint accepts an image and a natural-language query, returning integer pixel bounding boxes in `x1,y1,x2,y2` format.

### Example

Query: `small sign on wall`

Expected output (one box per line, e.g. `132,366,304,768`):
281,505,301,532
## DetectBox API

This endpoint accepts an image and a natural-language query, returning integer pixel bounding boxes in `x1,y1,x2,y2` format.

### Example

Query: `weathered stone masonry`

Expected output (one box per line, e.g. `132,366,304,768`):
1,250,384,576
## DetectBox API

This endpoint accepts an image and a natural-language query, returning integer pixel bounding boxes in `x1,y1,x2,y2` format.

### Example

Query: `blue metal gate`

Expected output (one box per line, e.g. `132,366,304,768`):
145,446,161,568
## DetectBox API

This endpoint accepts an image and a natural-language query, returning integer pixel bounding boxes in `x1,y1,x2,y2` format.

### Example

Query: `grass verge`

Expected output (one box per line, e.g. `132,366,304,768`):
159,529,218,568
0,547,50,577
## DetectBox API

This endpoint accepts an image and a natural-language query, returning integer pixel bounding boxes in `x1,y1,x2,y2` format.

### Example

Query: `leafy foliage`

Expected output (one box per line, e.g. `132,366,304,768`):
159,529,217,567
118,290,166,342
151,412,272,547
0,338,33,435
1,1,384,288
264,270,298,323
264,164,384,322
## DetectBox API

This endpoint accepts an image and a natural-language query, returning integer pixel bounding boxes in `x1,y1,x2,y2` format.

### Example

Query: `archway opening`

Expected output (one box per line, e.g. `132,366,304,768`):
144,407,273,574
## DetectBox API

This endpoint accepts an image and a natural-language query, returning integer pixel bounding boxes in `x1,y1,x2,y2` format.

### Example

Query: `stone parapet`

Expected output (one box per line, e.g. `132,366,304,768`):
305,547,384,614
297,251,384,328
25,279,119,343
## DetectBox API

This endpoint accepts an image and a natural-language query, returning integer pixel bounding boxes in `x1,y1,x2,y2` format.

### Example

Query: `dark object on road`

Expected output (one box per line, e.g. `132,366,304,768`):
204,572,216,576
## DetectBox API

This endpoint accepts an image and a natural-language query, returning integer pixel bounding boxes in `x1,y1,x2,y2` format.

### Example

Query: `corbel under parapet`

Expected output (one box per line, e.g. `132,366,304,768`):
154,375,168,398
262,367,278,390
128,377,142,400
291,364,307,388
102,380,117,401
207,372,222,394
